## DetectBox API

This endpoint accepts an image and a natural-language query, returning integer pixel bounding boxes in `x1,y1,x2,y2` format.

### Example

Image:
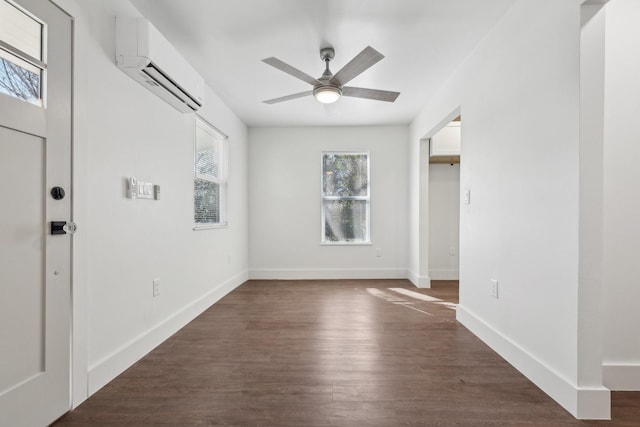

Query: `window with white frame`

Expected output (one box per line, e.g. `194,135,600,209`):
194,117,227,227
0,0,46,106
321,152,370,244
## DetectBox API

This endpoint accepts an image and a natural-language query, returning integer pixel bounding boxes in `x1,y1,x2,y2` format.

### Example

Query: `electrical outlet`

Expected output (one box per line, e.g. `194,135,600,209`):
375,248,382,257
153,278,160,297
449,247,456,256
490,279,499,299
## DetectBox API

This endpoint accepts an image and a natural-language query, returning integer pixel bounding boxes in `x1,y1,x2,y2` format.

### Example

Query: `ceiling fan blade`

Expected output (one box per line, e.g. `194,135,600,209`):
342,86,400,102
262,57,321,86
263,90,313,104
329,46,384,86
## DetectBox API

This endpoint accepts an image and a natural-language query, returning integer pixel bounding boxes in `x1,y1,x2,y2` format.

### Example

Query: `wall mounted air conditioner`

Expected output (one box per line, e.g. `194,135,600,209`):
116,17,204,113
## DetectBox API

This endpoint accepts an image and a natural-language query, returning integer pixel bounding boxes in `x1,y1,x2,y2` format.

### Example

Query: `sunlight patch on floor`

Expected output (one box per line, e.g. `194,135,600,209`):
388,288,457,311
366,288,434,316
388,288,441,302
365,288,409,303
364,287,457,312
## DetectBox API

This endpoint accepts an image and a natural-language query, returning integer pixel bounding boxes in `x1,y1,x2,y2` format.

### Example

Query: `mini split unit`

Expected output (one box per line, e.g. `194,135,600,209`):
115,17,204,113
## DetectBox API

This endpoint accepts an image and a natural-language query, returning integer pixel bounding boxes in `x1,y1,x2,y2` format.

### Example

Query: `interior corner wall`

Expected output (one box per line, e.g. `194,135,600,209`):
602,0,640,391
65,0,249,404
428,163,460,280
577,2,607,411
410,0,607,419
407,139,430,288
248,125,409,280
407,138,420,286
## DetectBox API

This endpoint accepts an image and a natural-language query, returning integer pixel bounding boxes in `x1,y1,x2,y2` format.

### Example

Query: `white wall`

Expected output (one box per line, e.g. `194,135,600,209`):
428,164,460,280
50,0,636,417
60,0,249,404
409,0,608,419
602,0,640,391
249,126,409,279
577,0,606,397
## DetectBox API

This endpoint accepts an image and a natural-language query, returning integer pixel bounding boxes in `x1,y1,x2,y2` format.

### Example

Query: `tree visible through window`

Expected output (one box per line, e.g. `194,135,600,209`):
322,152,370,243
0,56,40,102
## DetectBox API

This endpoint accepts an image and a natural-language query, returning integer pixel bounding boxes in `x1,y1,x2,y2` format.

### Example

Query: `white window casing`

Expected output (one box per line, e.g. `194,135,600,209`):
321,151,370,244
193,116,228,229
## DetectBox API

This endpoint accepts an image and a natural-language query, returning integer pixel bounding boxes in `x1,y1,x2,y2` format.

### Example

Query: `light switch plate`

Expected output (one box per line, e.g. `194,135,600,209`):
137,181,154,199
490,279,499,298
127,177,138,198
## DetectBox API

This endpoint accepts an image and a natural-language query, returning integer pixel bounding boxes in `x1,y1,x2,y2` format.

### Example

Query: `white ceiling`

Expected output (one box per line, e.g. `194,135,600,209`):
130,0,515,127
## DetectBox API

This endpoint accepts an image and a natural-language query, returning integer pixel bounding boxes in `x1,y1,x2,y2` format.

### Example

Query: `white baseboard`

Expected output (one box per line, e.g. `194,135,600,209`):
456,305,610,420
407,270,431,288
249,268,408,280
87,270,248,396
428,269,459,280
603,363,640,391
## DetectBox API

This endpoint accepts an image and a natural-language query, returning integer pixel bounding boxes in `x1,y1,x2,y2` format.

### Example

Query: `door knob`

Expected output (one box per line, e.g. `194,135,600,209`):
51,221,77,235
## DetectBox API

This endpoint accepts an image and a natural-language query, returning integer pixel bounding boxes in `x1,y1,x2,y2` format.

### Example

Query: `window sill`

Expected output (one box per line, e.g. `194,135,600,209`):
193,223,228,231
320,241,372,246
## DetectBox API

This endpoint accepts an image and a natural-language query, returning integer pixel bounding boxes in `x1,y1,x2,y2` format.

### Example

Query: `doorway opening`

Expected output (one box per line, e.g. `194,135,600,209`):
416,108,461,289
428,116,461,290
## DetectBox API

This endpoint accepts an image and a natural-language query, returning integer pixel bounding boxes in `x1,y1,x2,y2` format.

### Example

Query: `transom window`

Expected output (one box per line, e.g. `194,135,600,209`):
321,152,370,244
194,117,227,228
0,0,45,106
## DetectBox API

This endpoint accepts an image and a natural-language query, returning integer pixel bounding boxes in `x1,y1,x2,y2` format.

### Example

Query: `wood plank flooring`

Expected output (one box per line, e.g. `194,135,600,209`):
53,280,640,426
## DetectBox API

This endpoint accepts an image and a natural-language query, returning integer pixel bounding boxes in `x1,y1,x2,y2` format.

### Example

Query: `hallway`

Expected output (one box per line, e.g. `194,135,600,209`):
54,280,639,426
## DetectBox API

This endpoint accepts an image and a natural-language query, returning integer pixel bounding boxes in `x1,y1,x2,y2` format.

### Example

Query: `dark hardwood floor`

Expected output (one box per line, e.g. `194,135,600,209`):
53,280,640,426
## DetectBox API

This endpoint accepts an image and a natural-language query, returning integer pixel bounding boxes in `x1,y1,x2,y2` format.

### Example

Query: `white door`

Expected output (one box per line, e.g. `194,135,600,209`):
0,0,72,425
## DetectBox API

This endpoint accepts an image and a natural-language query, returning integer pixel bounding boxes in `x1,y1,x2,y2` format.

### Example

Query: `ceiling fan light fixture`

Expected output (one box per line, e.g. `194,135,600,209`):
313,85,342,104
262,46,399,105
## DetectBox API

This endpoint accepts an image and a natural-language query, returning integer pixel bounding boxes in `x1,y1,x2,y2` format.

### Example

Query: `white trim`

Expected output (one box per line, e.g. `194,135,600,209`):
428,269,459,280
407,270,431,288
249,268,407,281
194,113,228,140
603,363,640,391
456,305,610,420
194,116,228,227
87,270,248,396
193,223,228,231
321,151,371,244
48,0,90,408
320,242,372,246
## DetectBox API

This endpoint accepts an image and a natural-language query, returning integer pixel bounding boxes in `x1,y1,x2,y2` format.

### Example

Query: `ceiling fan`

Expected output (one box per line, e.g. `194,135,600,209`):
261,46,400,105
